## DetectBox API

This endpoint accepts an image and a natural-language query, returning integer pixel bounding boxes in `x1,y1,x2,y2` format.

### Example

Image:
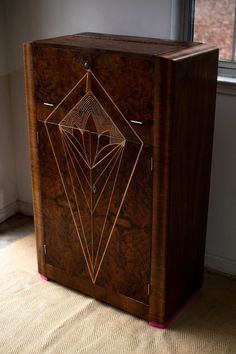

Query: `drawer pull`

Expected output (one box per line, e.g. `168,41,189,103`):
43,102,54,107
84,60,90,69
130,120,143,125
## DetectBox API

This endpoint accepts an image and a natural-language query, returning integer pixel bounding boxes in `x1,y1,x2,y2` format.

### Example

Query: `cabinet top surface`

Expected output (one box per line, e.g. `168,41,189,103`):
31,32,217,59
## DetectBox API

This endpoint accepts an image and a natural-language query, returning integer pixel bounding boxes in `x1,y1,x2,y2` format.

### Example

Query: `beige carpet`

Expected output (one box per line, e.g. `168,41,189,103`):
0,235,236,354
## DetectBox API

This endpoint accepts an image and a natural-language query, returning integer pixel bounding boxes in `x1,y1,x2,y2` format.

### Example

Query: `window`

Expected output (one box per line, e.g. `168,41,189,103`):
194,0,236,78
180,0,236,79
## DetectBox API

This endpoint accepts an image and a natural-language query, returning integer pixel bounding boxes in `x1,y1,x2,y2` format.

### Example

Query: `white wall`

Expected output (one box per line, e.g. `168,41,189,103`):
0,0,17,222
1,0,236,275
205,93,236,275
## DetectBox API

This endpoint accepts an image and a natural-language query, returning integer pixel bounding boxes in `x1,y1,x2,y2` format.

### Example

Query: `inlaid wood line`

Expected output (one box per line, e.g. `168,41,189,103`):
60,91,124,143
44,121,94,281
92,142,124,168
93,144,123,185
62,130,90,168
61,129,92,211
60,130,94,270
86,90,125,141
61,127,124,272
62,129,124,191
93,146,125,272
62,129,123,216
44,73,87,123
82,127,90,165
92,145,124,213
89,130,94,266
93,137,122,165
88,69,142,144
93,130,110,162
70,126,85,153
61,132,92,211
62,131,90,187
61,130,124,212
86,71,91,93
59,89,124,143
94,141,143,283
62,131,124,271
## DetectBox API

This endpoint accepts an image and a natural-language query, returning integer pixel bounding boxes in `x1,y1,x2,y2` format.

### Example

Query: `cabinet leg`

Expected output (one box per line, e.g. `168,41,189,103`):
40,274,49,281
149,321,168,329
149,289,201,329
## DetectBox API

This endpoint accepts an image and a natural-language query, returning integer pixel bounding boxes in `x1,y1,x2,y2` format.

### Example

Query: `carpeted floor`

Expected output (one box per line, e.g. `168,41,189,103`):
0,235,236,354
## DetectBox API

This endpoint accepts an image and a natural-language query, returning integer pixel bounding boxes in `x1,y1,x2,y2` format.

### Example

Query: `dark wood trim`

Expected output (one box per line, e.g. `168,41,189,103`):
165,49,219,321
149,57,175,324
46,264,149,320
32,32,214,58
162,44,216,60
23,43,45,275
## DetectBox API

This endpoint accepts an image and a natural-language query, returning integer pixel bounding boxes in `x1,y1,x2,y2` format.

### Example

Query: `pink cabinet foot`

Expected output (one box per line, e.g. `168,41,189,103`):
149,321,168,329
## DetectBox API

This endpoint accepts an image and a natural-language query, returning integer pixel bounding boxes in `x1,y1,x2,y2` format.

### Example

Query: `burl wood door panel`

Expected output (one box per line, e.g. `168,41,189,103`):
37,51,154,304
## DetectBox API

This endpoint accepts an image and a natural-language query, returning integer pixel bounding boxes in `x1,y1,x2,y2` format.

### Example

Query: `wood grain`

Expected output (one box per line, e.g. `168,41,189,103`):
23,42,46,276
149,57,175,323
165,49,219,321
24,32,218,325
34,48,154,303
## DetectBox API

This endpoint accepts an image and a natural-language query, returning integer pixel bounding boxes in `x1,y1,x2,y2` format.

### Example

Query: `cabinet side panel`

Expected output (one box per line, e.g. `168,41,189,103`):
23,43,46,275
166,50,218,319
149,58,175,323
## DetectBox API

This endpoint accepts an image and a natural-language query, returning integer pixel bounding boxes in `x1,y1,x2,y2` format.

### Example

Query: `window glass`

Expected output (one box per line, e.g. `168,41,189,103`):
194,0,236,61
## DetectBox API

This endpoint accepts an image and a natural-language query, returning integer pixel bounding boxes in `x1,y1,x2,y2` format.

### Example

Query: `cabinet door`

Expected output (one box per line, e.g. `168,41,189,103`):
36,47,153,304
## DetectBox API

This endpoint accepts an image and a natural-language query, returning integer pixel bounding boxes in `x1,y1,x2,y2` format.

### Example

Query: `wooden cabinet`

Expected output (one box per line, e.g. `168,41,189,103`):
24,33,218,327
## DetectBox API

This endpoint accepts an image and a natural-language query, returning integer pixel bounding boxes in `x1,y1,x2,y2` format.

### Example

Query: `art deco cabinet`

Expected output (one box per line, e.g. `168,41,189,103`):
23,33,218,327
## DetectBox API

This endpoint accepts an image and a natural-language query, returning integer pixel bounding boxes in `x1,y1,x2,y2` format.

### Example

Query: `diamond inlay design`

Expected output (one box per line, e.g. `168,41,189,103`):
44,70,143,283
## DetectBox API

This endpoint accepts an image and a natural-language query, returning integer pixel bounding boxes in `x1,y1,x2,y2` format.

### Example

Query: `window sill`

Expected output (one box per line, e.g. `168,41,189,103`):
217,76,236,96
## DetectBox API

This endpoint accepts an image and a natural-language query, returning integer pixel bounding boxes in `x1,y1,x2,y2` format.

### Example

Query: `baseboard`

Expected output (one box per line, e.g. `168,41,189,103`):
0,201,19,223
0,200,33,223
17,200,33,216
205,253,236,276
